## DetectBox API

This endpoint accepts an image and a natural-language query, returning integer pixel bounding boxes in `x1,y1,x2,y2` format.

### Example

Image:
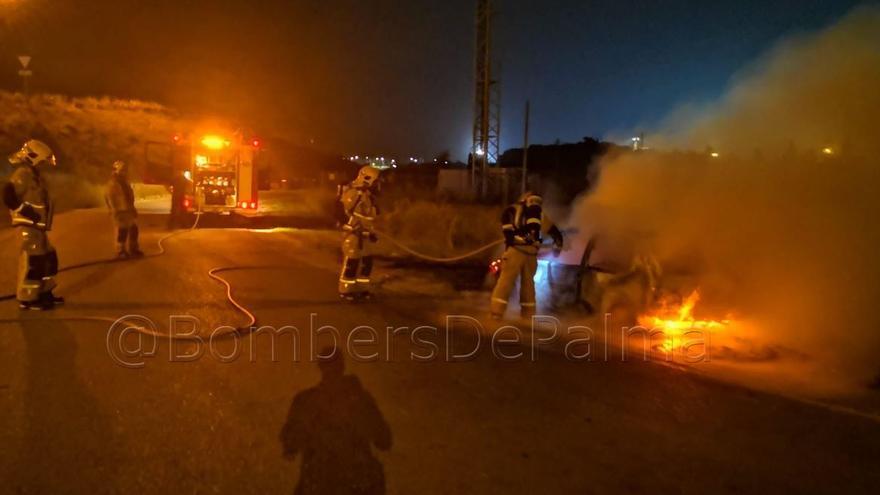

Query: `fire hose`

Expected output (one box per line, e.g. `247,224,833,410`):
0,221,549,339
4,220,880,425
374,230,505,263
0,213,257,341
373,228,569,264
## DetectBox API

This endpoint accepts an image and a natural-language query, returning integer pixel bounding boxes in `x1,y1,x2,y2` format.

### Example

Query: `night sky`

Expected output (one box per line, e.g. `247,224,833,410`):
0,0,869,159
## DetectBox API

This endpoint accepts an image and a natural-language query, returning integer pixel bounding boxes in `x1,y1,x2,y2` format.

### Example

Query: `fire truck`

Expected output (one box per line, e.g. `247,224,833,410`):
144,130,263,214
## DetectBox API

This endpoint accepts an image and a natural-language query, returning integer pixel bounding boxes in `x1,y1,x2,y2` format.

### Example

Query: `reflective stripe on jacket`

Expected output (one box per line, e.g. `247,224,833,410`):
8,165,53,230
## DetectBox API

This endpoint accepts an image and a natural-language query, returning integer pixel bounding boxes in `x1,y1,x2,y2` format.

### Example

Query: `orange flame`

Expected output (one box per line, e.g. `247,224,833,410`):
638,290,731,352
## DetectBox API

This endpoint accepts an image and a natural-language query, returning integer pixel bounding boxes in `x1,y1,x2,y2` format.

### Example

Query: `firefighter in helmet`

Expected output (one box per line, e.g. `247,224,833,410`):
490,192,564,319
3,139,64,310
105,160,143,258
338,165,381,301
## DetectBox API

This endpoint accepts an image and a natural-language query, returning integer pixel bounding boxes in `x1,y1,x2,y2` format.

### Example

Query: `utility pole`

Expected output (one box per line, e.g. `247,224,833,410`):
521,100,530,195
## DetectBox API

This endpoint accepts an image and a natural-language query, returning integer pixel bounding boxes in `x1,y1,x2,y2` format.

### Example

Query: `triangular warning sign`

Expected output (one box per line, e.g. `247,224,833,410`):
18,56,31,69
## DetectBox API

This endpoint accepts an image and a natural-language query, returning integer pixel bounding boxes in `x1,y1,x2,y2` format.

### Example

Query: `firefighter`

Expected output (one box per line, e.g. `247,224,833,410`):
168,169,189,229
338,166,381,301
3,139,64,310
105,160,143,258
490,192,564,319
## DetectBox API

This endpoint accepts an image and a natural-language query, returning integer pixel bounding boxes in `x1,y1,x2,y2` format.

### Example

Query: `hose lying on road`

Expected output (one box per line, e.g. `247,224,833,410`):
7,222,880,428
0,213,259,340
1,221,535,337
0,213,202,303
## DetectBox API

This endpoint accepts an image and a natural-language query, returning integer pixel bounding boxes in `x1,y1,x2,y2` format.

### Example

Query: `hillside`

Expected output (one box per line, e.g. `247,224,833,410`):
0,91,186,181
0,92,193,213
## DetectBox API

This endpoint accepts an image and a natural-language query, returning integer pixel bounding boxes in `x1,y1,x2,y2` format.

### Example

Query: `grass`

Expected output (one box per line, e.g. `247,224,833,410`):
0,91,187,183
379,198,500,260
0,90,190,220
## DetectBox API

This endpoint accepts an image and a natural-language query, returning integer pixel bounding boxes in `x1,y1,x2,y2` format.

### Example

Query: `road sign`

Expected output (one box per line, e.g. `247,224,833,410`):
18,57,33,96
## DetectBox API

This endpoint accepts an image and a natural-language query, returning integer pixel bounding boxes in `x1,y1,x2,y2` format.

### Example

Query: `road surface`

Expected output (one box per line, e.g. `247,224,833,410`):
0,205,879,494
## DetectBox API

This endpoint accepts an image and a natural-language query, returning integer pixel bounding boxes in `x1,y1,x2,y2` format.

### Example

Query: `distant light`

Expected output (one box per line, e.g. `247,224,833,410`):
822,147,835,155
251,138,262,148
710,152,720,158
475,148,485,156
183,170,192,181
201,135,229,150
194,155,209,167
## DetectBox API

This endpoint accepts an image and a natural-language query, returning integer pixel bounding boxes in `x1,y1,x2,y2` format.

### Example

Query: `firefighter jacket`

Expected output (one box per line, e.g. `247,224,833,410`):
3,164,53,230
105,175,137,220
340,185,378,235
500,202,563,251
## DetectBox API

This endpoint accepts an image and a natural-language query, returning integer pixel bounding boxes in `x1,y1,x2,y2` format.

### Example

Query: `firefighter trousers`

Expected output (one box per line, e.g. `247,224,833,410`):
16,226,58,303
339,232,375,295
114,212,140,254
491,246,538,318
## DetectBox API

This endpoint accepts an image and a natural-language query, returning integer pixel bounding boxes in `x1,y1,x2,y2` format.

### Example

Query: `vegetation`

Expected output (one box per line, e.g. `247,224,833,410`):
379,198,499,260
0,91,186,182
0,91,192,215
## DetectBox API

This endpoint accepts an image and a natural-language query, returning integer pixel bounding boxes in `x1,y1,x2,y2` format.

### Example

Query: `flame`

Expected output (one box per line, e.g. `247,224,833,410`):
638,290,731,352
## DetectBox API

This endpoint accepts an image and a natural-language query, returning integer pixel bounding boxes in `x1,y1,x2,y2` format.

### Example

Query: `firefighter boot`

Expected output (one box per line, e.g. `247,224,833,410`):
43,290,65,306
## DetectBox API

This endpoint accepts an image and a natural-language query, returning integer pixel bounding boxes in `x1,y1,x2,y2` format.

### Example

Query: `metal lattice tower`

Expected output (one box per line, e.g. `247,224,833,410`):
472,0,501,197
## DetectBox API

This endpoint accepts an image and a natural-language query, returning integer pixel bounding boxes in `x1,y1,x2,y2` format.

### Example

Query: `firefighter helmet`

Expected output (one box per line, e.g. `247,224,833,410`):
353,166,381,188
519,191,543,207
112,160,128,175
9,139,56,167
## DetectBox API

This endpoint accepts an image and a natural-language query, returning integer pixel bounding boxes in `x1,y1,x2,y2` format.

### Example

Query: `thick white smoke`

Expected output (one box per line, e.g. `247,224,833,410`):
578,5,880,388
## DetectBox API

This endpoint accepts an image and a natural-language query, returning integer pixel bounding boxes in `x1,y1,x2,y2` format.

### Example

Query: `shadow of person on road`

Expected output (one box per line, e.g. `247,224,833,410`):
280,347,392,495
10,318,119,492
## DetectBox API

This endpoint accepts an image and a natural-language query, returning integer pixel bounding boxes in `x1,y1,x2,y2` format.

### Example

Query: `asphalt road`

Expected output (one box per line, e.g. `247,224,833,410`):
1,206,879,494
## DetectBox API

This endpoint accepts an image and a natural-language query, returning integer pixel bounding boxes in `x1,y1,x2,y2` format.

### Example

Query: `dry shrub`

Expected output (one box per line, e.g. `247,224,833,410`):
0,91,192,184
380,199,499,259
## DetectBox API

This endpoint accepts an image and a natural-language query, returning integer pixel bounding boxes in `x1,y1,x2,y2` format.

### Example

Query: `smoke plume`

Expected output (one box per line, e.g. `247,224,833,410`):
579,5,880,388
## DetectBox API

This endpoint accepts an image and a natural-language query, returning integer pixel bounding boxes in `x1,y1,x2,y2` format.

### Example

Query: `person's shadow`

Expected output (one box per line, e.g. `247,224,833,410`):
8,318,119,491
280,348,392,495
